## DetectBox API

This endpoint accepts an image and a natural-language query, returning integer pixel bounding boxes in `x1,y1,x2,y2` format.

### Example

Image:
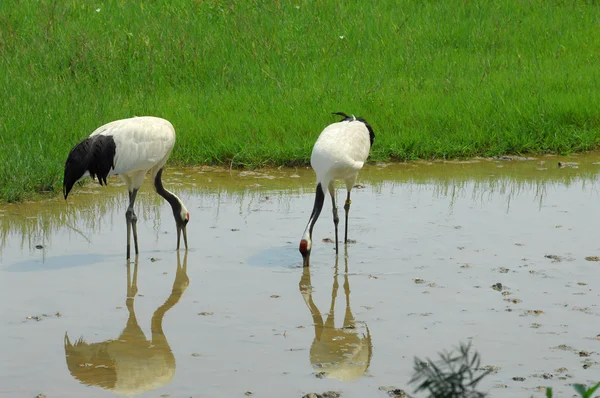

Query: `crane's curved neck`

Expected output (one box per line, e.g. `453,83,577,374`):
154,168,184,218
302,183,325,242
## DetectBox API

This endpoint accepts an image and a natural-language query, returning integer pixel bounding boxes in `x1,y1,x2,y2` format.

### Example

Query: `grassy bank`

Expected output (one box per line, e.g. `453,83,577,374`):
1,0,600,202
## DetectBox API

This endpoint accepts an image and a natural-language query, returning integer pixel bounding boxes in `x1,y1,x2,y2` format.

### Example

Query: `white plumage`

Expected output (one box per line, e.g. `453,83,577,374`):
299,113,375,267
90,117,176,180
63,116,189,259
311,119,372,189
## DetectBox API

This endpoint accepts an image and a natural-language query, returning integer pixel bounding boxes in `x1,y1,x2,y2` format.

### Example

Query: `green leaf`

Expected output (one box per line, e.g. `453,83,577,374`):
545,387,553,398
573,384,587,397
585,383,600,398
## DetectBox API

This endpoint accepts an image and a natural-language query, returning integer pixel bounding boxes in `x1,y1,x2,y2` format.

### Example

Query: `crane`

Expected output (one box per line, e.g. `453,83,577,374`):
299,112,375,267
63,116,189,259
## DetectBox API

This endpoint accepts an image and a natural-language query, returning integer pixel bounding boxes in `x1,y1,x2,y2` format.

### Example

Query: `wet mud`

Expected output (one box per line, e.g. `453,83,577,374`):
1,154,600,397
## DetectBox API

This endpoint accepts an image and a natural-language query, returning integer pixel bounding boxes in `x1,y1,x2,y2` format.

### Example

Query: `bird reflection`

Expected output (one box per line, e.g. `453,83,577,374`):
64,252,189,396
299,251,372,381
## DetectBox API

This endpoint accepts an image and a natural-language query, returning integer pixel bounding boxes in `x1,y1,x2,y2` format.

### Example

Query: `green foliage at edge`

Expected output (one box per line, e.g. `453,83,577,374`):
1,0,600,202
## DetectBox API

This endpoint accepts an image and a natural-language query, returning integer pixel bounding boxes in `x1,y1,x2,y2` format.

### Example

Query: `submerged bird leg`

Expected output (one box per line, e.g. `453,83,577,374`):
329,182,339,254
343,271,356,328
126,256,139,298
342,249,355,328
125,189,140,260
344,190,352,243
325,256,340,328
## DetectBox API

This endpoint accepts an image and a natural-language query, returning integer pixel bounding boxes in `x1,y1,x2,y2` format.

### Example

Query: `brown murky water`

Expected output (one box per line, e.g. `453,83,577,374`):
1,154,599,397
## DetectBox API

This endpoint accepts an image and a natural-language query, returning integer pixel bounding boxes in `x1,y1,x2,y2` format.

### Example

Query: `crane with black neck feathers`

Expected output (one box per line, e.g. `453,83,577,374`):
63,116,189,259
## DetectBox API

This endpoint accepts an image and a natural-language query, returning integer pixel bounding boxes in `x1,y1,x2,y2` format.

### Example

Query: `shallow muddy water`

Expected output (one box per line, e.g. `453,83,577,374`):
1,154,600,398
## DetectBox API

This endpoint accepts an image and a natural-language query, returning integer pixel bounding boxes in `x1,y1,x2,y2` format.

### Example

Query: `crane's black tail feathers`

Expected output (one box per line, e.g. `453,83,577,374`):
63,135,116,199
332,112,351,120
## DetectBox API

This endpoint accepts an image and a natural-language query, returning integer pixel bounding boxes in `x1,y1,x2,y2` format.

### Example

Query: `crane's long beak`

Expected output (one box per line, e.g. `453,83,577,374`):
302,254,310,267
177,224,188,250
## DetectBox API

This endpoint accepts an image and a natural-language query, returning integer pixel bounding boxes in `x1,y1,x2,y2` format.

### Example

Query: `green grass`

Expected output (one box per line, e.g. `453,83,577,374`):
547,383,600,398
1,0,600,202
408,342,599,398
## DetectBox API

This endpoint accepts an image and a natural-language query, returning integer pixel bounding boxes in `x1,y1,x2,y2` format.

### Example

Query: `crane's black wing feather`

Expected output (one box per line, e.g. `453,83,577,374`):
63,135,116,199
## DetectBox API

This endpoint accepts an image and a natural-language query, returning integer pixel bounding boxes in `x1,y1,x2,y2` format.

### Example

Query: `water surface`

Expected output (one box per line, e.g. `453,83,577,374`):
1,154,599,397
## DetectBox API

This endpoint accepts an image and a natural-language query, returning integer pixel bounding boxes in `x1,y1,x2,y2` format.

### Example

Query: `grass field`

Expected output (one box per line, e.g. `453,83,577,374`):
1,0,600,202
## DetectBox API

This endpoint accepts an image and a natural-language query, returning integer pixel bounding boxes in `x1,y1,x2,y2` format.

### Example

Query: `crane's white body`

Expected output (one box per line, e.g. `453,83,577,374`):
311,119,371,191
88,116,176,189
64,115,189,258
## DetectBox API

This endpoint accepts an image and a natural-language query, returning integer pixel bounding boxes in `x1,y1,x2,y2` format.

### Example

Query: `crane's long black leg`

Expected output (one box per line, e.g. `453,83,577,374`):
344,190,352,244
126,212,132,260
126,189,139,260
328,183,339,254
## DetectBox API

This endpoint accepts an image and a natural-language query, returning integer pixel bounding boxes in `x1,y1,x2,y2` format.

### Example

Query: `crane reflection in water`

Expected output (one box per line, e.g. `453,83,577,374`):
64,252,189,395
299,250,372,381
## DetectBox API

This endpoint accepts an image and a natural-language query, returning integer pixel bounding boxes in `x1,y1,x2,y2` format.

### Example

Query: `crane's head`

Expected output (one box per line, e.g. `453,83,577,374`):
299,238,311,267
175,204,190,251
